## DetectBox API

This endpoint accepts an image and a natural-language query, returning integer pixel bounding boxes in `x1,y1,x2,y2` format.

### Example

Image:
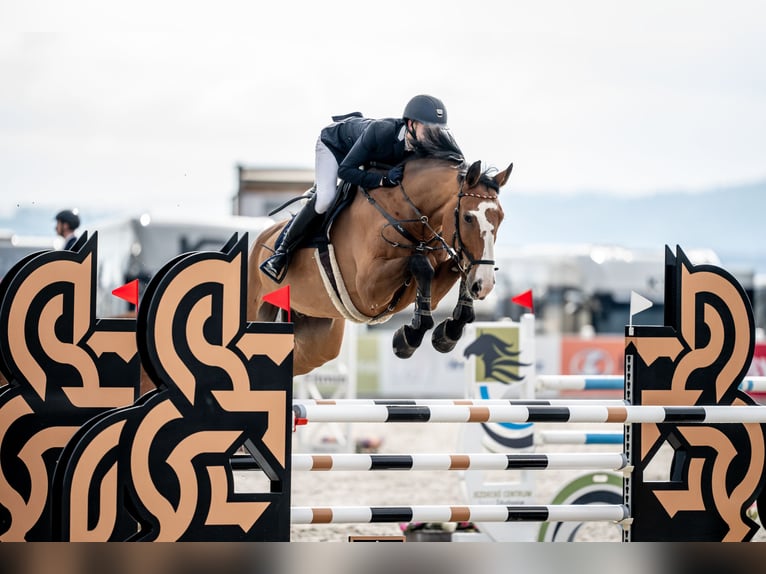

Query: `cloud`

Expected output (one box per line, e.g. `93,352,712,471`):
1,1,765,218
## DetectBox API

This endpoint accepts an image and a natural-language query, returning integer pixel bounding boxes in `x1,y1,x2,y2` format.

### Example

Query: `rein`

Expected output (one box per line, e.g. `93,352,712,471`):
360,176,499,277
360,185,433,253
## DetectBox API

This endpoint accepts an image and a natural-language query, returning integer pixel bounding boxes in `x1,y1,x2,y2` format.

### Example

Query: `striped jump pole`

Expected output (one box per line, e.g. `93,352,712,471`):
537,375,624,391
293,403,766,424
739,377,766,393
537,375,766,393
231,452,628,471
259,452,629,472
293,398,627,406
537,430,624,445
291,504,630,525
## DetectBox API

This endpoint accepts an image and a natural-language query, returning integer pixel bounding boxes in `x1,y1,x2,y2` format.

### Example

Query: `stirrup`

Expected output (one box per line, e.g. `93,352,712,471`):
260,254,289,283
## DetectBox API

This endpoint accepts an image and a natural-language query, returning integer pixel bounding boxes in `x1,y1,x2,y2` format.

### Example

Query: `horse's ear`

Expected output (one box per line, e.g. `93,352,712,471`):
494,163,513,189
466,160,483,187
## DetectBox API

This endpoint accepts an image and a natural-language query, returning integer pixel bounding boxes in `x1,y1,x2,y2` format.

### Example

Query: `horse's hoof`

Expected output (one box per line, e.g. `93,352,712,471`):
393,326,417,359
432,320,459,353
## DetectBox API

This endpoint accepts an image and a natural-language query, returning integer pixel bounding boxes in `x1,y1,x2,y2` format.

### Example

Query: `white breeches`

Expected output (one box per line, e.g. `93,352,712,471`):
314,138,340,214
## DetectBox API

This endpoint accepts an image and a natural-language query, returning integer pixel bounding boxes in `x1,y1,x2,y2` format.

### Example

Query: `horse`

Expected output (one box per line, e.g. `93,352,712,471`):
247,133,511,376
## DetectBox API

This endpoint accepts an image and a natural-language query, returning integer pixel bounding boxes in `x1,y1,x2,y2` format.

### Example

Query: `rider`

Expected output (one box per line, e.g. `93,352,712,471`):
259,94,450,282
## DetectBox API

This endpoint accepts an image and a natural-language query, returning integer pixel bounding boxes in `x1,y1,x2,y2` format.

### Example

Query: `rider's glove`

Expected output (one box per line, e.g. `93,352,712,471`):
381,165,404,188
380,177,398,188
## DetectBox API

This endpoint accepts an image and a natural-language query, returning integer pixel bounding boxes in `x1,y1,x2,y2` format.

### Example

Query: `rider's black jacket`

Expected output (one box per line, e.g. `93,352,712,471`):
320,115,408,190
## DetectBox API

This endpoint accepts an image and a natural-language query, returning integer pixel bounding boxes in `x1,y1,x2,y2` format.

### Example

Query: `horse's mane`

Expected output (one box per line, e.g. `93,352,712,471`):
407,127,465,165
406,127,501,192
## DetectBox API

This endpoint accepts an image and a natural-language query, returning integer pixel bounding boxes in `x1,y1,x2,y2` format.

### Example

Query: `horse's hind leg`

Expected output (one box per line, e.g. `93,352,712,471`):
432,278,475,353
393,254,435,359
293,316,345,375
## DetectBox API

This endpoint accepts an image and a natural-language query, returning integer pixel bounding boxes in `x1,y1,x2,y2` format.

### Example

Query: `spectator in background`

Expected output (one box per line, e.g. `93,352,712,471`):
55,209,80,250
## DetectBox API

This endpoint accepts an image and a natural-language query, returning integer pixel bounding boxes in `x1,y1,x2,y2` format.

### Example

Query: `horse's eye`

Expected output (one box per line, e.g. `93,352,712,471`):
463,213,473,224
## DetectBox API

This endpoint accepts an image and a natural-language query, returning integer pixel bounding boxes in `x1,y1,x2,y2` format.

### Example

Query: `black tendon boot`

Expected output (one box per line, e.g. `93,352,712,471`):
260,195,319,282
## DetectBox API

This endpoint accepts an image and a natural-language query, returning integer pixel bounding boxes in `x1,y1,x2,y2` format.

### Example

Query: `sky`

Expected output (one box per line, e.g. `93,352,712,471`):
1,0,765,220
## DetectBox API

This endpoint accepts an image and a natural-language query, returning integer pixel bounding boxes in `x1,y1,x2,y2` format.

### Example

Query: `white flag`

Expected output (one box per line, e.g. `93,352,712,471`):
629,291,653,324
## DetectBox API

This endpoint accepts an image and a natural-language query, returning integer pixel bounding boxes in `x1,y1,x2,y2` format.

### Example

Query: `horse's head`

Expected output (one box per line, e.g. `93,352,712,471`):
451,160,511,300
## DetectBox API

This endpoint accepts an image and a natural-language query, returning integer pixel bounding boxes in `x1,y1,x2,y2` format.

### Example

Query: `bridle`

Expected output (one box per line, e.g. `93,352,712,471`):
451,183,500,274
360,172,500,278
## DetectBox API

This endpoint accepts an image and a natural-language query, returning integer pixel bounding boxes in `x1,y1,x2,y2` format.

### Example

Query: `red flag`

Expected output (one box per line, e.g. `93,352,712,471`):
112,279,139,307
511,289,534,312
263,285,291,322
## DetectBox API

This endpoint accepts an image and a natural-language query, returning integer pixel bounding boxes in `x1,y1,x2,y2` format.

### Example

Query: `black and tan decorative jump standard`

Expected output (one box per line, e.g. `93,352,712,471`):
625,246,766,541
0,233,294,541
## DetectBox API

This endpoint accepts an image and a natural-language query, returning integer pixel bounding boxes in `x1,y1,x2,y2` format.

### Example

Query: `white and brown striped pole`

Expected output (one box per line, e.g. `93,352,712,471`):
293,403,766,424
291,504,630,525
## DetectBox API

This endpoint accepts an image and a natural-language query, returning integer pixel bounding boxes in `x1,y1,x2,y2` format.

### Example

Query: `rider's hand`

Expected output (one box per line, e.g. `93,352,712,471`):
380,176,399,188
388,165,404,183
381,165,404,187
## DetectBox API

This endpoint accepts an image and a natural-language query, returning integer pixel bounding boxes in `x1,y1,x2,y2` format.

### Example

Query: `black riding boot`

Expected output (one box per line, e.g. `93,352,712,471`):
260,196,319,282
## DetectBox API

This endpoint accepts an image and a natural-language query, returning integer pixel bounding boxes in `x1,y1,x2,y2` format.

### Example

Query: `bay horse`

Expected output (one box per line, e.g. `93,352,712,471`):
248,134,511,376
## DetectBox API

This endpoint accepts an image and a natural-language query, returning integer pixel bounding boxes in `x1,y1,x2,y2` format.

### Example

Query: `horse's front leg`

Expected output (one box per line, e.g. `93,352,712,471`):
432,277,475,353
392,254,435,359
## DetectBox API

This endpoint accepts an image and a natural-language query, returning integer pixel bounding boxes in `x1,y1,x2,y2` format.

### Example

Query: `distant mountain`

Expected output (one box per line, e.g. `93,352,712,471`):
498,180,766,272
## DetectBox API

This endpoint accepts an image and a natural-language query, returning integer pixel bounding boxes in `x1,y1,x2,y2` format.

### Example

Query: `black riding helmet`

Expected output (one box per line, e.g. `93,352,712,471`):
55,209,80,230
403,94,448,126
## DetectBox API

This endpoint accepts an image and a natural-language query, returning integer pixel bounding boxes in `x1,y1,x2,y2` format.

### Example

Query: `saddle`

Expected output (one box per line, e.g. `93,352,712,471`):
271,179,357,252
273,178,401,324
315,180,357,242
275,156,393,251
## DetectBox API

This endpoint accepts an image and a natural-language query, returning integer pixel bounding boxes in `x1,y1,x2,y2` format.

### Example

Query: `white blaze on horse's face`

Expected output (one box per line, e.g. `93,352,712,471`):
467,200,498,300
